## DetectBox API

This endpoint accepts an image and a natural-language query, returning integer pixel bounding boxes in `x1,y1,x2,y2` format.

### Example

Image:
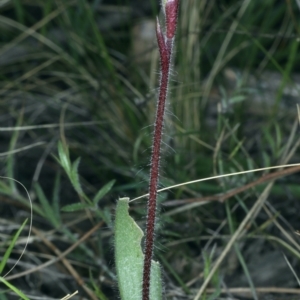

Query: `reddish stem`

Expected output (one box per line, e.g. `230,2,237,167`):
166,0,180,39
142,1,179,299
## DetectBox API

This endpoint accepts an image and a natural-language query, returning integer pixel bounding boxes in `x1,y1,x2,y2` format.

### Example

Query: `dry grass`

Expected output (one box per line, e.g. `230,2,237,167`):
1,0,300,299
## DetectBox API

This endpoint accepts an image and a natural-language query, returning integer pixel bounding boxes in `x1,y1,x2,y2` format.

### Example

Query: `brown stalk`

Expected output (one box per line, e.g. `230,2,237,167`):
5,222,103,281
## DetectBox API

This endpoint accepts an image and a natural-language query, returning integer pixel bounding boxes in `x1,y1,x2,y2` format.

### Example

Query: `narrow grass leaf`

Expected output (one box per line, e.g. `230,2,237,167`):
81,1,115,75
225,201,258,300
57,141,71,173
52,171,61,221
13,0,25,24
0,218,27,274
92,179,116,205
0,180,12,194
70,157,83,194
0,277,30,300
34,183,60,228
7,113,23,193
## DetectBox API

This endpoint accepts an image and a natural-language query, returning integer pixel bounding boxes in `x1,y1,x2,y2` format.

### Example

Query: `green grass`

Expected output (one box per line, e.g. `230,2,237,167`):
1,0,300,299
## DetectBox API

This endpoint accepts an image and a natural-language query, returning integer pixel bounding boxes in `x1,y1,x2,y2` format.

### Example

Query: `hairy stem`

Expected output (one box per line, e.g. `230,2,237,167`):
142,1,179,299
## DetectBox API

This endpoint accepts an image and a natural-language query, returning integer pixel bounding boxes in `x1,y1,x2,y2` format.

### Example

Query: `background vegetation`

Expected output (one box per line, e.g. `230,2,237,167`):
1,0,300,299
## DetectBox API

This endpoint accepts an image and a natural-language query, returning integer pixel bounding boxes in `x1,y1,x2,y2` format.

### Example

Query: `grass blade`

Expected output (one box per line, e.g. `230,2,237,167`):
0,277,30,300
0,218,27,274
92,179,116,205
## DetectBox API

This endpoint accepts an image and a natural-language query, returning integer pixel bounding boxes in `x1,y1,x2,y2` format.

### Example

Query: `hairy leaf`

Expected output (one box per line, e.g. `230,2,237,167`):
115,198,162,300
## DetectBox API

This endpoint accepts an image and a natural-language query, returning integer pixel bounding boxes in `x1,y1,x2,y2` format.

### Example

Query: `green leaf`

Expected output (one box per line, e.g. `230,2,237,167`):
0,277,30,300
93,180,116,205
70,157,83,194
149,260,163,300
52,171,61,221
57,141,71,173
34,183,60,228
61,202,94,212
228,95,246,104
0,218,27,274
7,113,23,193
115,198,162,300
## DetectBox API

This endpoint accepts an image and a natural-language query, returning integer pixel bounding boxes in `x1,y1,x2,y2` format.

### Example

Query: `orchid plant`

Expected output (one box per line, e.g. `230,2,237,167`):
114,0,180,299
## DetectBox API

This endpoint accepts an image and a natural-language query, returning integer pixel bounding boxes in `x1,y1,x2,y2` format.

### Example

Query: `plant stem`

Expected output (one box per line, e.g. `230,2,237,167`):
142,1,179,299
